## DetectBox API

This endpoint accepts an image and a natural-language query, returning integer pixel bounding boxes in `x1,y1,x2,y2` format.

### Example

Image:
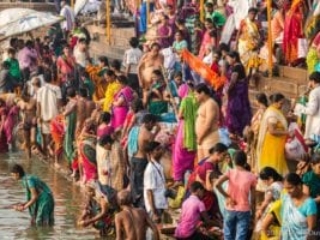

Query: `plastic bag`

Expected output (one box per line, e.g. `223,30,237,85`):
285,123,308,160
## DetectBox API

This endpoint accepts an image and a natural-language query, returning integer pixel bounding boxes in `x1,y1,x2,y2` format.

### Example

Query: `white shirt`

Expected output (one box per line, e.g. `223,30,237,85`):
37,83,62,121
301,85,320,139
60,5,75,31
144,159,168,212
123,48,143,74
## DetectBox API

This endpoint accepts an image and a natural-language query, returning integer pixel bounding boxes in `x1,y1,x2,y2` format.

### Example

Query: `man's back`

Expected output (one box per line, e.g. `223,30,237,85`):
116,207,149,240
134,125,151,159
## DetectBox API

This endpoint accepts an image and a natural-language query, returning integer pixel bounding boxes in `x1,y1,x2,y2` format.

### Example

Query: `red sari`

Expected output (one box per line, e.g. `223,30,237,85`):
283,0,304,64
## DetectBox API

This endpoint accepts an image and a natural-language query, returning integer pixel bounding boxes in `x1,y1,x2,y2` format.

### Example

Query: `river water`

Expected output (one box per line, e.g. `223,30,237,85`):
0,152,108,240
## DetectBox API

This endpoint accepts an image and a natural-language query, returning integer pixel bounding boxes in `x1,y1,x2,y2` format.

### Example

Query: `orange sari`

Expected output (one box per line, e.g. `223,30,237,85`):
85,65,107,101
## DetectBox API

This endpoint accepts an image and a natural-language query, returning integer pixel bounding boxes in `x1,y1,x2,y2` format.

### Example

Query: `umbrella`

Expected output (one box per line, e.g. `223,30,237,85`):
74,0,89,16
0,10,63,38
0,8,38,28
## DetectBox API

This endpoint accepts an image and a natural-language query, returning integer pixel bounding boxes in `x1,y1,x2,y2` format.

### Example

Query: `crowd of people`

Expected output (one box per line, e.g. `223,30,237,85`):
1,0,320,239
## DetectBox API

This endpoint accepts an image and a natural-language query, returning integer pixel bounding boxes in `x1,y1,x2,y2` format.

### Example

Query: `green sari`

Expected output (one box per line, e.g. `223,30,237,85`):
64,111,77,164
22,175,54,226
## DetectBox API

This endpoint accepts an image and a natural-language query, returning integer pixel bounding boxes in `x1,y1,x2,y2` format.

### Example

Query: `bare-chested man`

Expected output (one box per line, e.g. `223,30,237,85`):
76,88,95,137
115,190,159,240
194,83,220,160
129,113,160,208
19,78,42,158
137,43,164,90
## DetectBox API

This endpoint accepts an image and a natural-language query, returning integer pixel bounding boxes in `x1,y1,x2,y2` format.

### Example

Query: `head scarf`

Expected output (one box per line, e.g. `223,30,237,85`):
178,83,189,99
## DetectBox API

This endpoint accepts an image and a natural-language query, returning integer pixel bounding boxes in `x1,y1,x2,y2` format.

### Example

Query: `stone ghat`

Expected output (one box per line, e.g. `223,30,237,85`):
88,24,308,100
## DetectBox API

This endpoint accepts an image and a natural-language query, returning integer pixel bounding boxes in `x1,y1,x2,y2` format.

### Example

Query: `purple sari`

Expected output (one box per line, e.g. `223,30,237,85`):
225,65,252,136
157,24,172,49
111,86,134,131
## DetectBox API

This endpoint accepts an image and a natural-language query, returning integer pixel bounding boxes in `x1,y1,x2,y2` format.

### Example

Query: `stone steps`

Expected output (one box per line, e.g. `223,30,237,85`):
254,66,308,100
87,24,134,59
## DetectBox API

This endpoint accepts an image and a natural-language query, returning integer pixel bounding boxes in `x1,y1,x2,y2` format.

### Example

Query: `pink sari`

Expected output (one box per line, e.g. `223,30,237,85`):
111,86,134,131
4,105,19,144
198,30,212,59
173,84,197,182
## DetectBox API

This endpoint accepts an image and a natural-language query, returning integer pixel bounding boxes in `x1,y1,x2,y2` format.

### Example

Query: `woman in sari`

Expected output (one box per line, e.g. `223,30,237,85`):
0,99,8,152
187,143,228,220
110,76,134,132
304,0,320,46
225,51,252,138
306,33,320,74
102,70,121,112
79,119,97,184
138,0,155,34
254,167,283,240
236,7,260,75
198,18,216,60
97,112,113,139
50,115,65,167
155,14,172,49
173,82,198,186
256,93,289,175
283,0,304,65
246,93,268,171
281,173,317,240
11,164,54,226
144,69,169,115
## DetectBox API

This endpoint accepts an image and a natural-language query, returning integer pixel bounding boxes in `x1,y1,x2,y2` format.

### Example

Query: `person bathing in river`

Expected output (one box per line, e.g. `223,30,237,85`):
78,181,118,236
11,164,54,226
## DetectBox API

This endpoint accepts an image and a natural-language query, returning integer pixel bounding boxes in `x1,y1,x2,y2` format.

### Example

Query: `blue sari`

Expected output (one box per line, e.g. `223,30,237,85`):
138,2,155,34
281,193,317,240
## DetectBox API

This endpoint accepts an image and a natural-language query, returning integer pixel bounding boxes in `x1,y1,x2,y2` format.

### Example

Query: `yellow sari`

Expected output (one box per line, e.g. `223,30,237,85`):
238,17,260,72
256,106,289,175
260,200,282,240
102,81,121,112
